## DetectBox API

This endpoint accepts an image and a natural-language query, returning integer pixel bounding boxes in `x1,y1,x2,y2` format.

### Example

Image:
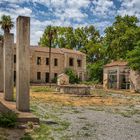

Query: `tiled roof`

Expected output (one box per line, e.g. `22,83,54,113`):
30,46,63,54
104,60,128,67
30,46,85,55
60,48,86,55
14,44,86,55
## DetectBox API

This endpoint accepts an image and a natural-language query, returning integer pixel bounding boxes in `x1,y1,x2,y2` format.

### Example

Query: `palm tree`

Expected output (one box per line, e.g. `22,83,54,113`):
0,15,14,34
47,26,57,87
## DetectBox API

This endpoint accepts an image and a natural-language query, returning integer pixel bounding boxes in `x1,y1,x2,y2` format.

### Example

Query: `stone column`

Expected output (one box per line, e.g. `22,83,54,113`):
0,41,4,92
4,33,14,101
117,68,120,89
103,68,108,89
16,16,30,111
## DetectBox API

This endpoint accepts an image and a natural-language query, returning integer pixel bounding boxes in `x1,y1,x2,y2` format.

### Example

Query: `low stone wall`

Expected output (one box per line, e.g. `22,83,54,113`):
58,85,91,95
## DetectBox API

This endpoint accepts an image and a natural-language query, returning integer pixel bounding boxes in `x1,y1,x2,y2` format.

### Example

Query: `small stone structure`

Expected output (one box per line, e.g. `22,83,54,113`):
59,85,91,95
57,73,69,85
4,33,14,101
16,16,30,111
103,60,140,92
103,60,130,90
0,41,3,92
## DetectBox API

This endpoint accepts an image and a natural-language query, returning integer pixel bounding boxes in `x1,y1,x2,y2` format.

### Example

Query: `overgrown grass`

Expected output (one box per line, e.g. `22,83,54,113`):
119,109,140,118
21,99,71,140
31,86,55,93
0,112,17,128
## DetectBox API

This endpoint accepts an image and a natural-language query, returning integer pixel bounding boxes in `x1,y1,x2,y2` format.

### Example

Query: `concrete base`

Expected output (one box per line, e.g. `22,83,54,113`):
0,92,39,123
58,85,91,95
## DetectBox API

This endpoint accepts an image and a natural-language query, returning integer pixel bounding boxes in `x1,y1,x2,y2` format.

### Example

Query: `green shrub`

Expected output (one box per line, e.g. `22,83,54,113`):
0,112,17,127
51,77,57,83
65,68,80,84
87,60,104,84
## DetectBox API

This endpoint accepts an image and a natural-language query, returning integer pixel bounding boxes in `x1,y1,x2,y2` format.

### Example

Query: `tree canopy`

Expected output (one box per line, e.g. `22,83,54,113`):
127,41,140,71
104,15,140,60
39,15,140,83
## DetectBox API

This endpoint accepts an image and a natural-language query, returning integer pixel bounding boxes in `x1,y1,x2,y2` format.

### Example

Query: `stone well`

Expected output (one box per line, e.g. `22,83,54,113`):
58,85,91,95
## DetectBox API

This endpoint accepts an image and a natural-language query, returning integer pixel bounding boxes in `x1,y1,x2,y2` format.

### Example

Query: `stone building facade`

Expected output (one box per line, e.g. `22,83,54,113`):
13,45,86,83
103,60,140,92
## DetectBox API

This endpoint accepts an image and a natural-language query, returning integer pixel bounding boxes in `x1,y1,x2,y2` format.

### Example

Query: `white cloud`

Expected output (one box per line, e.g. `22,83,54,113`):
16,7,32,16
91,0,116,17
118,0,140,18
0,0,139,45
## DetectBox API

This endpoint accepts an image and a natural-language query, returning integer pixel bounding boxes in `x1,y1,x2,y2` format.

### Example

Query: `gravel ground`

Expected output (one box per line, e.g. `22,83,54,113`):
1,88,140,140
55,105,140,140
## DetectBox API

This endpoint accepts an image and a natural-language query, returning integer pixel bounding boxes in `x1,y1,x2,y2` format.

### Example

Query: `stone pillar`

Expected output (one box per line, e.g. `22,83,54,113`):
0,41,4,92
4,33,14,101
117,68,120,89
103,68,108,89
16,16,30,111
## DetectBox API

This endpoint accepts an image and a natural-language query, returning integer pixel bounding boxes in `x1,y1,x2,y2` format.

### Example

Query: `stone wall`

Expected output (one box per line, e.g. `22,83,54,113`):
30,49,64,83
59,85,91,95
130,70,140,92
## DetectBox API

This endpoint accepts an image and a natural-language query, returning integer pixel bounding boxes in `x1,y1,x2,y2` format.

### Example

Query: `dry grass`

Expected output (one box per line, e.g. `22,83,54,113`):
30,88,140,107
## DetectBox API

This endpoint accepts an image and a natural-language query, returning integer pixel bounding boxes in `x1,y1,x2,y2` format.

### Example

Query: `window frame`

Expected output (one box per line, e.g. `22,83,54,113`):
69,57,74,66
37,72,41,80
37,57,41,65
54,58,58,66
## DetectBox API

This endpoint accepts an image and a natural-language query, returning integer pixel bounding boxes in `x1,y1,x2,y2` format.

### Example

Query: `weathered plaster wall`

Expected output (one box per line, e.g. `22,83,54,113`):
130,70,140,92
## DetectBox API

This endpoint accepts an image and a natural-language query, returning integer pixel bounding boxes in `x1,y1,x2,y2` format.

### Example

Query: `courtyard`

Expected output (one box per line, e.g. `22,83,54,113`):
0,86,140,140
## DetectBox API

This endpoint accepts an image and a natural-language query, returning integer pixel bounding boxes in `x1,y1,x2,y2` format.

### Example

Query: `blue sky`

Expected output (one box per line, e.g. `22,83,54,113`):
0,0,140,45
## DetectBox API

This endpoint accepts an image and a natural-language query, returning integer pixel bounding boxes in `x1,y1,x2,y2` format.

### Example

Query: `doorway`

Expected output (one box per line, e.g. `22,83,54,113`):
108,70,117,89
45,72,50,83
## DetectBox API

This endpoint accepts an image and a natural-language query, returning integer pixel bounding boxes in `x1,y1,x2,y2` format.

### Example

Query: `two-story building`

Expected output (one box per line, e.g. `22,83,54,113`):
14,45,86,83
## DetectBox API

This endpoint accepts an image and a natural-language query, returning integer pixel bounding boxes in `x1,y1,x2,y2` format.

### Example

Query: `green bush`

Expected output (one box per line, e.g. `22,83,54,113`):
87,60,104,84
51,77,57,83
0,112,17,127
65,68,80,84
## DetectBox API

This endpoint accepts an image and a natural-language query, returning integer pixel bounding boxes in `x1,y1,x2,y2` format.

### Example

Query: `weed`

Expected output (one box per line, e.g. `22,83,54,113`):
0,112,17,128
119,109,140,118
135,120,140,123
31,86,55,93
27,122,34,129
84,133,91,137
81,126,89,130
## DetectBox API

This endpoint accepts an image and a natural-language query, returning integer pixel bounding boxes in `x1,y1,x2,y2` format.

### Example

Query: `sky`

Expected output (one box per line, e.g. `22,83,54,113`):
0,0,140,45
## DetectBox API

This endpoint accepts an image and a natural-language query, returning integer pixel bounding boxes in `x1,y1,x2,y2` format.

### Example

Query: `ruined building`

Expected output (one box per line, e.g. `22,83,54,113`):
13,45,86,83
103,60,140,92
